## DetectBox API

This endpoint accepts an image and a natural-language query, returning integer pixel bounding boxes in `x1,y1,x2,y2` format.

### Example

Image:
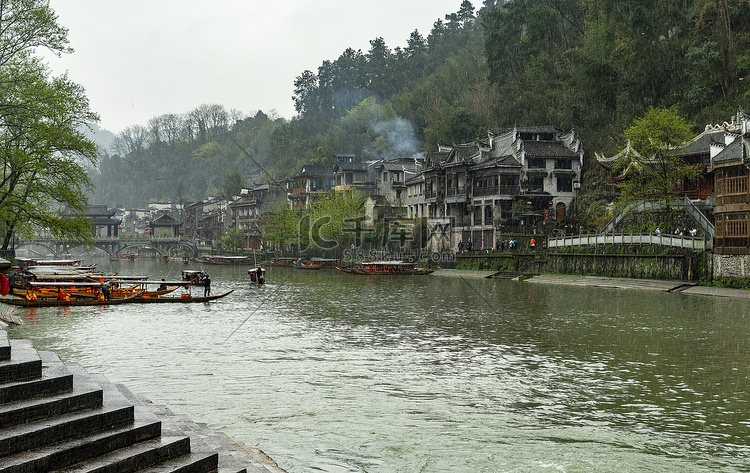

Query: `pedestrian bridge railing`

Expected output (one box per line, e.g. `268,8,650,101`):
547,233,712,251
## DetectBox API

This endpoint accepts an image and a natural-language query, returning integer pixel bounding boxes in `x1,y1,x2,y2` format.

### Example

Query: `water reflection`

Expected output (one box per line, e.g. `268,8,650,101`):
7,259,750,472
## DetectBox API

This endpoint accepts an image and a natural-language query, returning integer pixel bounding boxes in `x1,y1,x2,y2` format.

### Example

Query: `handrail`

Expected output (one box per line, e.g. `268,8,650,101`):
599,198,714,240
548,232,712,250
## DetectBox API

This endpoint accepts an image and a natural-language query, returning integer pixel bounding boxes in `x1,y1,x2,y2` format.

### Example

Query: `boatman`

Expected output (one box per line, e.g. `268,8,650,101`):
203,275,211,297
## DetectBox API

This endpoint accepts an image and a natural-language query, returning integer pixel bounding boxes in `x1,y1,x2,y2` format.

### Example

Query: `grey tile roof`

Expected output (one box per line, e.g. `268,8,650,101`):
523,140,577,158
296,165,333,177
712,137,746,165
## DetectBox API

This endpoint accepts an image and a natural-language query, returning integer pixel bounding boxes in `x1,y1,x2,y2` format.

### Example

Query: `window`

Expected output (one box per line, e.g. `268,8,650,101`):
528,158,545,169
554,159,572,169
557,176,573,192
528,176,544,192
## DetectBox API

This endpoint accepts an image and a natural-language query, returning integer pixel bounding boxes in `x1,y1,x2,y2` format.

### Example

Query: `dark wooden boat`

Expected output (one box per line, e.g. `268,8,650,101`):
336,261,434,275
248,268,266,284
198,255,248,265
308,258,339,268
130,290,234,303
267,257,300,267
1,291,145,307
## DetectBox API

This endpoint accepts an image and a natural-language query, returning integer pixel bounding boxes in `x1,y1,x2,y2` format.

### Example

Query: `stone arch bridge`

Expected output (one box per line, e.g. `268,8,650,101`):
16,237,198,258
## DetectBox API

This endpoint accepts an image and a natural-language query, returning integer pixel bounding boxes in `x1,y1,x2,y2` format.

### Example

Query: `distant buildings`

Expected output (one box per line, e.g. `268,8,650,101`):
413,126,584,251
84,125,586,254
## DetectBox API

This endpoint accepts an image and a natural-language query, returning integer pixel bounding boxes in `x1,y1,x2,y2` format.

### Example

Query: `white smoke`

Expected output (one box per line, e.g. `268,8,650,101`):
372,117,423,160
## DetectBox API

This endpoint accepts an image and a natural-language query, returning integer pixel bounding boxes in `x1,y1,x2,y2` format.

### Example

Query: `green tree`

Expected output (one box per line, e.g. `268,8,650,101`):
223,168,244,198
0,1,99,252
309,190,365,252
259,203,300,253
614,106,699,228
220,227,243,252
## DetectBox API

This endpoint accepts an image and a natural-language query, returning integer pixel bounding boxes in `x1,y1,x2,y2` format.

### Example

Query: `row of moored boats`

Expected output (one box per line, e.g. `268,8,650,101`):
5,260,233,307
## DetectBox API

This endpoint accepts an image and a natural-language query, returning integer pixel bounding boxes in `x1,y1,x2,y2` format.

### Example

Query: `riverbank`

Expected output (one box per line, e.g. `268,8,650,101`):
523,273,750,299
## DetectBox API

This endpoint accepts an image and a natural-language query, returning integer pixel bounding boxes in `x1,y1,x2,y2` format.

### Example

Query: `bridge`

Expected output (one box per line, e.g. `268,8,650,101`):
547,232,712,251
16,236,199,258
600,196,715,240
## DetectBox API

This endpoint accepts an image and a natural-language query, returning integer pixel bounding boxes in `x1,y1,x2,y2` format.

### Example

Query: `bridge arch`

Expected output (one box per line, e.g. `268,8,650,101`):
16,241,63,258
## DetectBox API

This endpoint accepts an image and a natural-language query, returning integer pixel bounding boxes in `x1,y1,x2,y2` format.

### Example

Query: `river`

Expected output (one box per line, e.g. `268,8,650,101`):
7,257,750,472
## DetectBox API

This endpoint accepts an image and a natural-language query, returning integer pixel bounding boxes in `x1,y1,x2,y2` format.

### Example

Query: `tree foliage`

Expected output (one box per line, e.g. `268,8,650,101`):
306,190,365,252
88,0,750,235
614,106,700,226
259,203,300,252
0,0,99,251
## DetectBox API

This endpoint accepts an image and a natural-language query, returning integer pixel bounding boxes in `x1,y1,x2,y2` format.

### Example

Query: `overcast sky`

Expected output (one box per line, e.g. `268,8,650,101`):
40,1,472,134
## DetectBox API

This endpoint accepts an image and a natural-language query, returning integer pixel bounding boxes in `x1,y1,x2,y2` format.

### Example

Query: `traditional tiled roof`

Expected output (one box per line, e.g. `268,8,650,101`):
405,174,424,184
378,161,422,175
522,140,577,158
333,161,368,172
425,152,450,167
712,137,746,165
152,214,180,226
295,165,332,177
675,130,727,157
517,125,562,134
470,154,521,172
450,143,481,163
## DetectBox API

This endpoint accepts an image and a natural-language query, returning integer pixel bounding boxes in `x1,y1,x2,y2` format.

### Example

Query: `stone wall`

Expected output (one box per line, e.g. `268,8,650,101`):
457,246,710,281
544,252,705,281
711,254,750,286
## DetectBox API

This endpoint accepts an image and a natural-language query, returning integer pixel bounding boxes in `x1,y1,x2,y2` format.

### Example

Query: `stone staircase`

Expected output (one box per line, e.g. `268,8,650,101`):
0,331,284,473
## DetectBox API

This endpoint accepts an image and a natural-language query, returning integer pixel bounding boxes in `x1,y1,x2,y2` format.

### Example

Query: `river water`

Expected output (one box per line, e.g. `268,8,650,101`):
7,257,750,472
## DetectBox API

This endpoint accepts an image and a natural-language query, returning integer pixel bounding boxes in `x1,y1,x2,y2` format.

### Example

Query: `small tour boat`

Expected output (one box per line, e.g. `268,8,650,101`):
2,290,145,307
198,255,249,265
308,257,339,269
266,257,301,267
16,258,85,268
336,261,434,275
126,290,234,303
248,267,266,284
181,270,209,284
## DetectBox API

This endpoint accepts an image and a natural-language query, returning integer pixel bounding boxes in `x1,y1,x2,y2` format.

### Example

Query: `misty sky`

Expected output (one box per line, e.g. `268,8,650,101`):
40,1,472,134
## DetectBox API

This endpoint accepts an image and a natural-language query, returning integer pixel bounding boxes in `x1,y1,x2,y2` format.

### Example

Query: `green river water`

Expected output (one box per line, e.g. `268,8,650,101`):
7,257,750,472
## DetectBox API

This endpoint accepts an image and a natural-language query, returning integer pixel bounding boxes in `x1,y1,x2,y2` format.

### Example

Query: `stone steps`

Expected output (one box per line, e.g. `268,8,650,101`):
0,334,268,473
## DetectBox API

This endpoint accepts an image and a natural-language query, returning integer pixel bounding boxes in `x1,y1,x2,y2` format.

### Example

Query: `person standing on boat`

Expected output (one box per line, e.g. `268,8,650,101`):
102,285,111,300
204,275,211,297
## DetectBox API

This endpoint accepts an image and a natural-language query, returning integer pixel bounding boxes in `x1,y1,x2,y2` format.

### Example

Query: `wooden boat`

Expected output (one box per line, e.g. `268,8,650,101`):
297,260,320,269
2,291,145,307
181,270,208,284
129,290,234,303
248,268,266,284
197,255,248,265
308,258,339,268
336,261,434,275
267,257,300,267
16,258,85,268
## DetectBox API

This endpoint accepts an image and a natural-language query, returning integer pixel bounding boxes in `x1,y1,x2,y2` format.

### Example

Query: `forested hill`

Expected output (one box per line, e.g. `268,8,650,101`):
89,0,750,208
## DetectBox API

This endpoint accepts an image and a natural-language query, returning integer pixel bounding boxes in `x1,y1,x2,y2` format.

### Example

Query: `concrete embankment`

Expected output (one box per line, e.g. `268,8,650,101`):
432,269,750,299
0,330,287,473
522,274,750,299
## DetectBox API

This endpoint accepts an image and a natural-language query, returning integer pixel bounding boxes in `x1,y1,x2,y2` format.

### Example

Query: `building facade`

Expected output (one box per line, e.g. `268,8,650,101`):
412,126,584,251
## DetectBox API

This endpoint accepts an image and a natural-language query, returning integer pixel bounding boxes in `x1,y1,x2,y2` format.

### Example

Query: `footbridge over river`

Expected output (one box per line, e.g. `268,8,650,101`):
547,232,712,251
16,236,199,258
